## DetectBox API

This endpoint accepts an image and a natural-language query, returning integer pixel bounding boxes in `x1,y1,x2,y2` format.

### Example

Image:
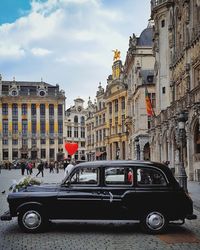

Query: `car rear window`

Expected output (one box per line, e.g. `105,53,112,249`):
137,168,167,186
105,167,133,186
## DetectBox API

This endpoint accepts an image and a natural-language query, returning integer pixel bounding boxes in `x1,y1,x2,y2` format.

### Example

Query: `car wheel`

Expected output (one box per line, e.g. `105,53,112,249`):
18,208,46,233
140,211,168,234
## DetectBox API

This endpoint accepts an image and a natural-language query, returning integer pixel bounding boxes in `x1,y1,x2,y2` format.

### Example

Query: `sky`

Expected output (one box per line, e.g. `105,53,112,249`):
0,0,151,107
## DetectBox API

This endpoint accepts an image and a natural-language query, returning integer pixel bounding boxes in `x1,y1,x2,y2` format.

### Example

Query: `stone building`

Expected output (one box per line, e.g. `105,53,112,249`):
150,0,200,181
64,98,87,161
93,83,107,160
0,75,65,163
85,97,97,161
104,56,128,160
124,24,155,160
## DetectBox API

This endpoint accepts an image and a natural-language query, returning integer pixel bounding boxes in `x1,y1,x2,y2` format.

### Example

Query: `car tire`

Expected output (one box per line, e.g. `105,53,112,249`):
140,211,168,234
18,207,47,233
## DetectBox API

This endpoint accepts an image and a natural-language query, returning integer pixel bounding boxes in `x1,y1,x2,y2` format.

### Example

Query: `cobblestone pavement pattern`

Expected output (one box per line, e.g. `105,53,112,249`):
0,169,200,250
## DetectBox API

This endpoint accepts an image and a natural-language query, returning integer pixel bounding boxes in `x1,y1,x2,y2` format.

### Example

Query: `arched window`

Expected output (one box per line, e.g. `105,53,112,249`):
74,115,78,123
81,116,85,125
194,121,200,153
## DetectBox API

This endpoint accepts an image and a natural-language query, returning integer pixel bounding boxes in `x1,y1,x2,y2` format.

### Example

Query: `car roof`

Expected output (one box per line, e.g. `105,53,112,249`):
76,160,168,171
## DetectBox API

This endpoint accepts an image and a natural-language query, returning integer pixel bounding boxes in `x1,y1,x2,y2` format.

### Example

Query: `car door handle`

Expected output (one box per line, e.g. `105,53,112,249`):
109,192,113,203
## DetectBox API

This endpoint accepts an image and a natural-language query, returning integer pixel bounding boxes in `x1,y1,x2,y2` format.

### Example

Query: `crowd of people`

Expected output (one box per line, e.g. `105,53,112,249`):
0,159,76,178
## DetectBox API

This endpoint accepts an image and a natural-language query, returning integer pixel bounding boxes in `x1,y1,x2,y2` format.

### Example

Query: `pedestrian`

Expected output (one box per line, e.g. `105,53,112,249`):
28,162,33,175
64,161,75,177
63,160,69,171
49,161,54,173
20,161,26,176
36,161,44,177
26,162,30,175
55,161,59,174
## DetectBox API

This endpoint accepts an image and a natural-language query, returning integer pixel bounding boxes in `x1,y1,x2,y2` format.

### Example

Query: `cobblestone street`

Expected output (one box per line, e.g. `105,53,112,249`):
0,169,200,250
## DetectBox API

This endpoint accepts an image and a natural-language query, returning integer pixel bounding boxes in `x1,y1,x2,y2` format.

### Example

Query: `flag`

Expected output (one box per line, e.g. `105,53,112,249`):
145,86,155,117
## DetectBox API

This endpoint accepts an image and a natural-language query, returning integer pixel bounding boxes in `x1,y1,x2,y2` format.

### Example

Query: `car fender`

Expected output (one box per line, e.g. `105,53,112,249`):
16,201,43,214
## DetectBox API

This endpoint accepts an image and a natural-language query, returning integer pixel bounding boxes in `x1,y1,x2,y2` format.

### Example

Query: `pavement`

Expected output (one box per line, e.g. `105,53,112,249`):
188,181,200,212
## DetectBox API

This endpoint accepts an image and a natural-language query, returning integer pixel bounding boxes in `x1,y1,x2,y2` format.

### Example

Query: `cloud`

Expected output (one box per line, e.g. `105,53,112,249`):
31,47,52,56
0,0,151,105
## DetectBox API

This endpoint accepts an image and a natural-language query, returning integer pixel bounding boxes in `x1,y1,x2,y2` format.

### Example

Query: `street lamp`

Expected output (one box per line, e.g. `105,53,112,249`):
177,111,188,193
135,137,140,160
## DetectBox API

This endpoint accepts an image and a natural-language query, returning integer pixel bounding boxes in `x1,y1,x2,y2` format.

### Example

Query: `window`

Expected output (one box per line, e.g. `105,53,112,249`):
32,121,36,134
162,87,166,94
22,139,28,146
2,103,8,115
49,104,54,116
40,104,45,116
121,97,125,110
3,120,8,135
22,104,27,115
12,104,18,116
114,99,118,112
40,120,45,134
58,138,63,144
12,139,18,145
96,116,98,126
105,167,133,185
58,121,63,134
31,104,36,116
22,120,28,135
49,120,54,134
81,127,85,138
80,116,85,125
115,117,118,134
41,149,46,159
58,104,63,116
74,126,78,138
3,149,8,160
41,139,46,144
3,139,8,145
50,139,54,144
67,126,72,137
12,121,18,134
31,139,36,146
103,113,105,123
50,148,54,159
74,116,78,123
109,102,112,114
122,115,125,133
70,167,98,185
99,115,102,125
137,168,167,186
161,19,165,27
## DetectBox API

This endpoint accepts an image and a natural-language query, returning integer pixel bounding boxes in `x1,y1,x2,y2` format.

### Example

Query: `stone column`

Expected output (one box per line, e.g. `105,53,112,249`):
8,103,12,162
45,103,49,162
54,104,58,161
36,103,40,159
27,103,32,159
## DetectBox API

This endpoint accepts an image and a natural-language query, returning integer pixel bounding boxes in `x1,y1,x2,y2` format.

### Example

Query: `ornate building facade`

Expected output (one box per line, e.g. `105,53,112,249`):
0,75,65,163
64,98,87,161
104,58,128,160
150,0,200,181
124,24,155,161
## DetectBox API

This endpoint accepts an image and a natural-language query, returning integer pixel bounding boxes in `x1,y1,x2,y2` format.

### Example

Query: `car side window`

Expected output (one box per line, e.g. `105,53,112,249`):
70,167,98,185
137,168,167,186
105,167,133,186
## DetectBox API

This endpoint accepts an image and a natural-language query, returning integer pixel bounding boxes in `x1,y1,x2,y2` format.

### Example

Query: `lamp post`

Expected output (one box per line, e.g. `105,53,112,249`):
135,137,140,160
177,111,188,193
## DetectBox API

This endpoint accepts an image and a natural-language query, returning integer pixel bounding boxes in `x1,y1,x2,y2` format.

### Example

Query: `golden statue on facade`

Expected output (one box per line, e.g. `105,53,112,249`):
112,49,121,61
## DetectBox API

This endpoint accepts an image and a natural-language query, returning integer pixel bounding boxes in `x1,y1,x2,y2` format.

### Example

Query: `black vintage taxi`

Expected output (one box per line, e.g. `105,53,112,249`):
1,160,197,234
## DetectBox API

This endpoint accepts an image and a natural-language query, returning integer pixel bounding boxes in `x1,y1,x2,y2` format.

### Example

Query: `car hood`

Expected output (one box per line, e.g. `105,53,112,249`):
24,183,60,192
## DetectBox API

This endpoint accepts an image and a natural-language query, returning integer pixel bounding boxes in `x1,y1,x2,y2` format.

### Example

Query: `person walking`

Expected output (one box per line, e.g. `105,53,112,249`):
49,161,54,173
28,162,33,175
20,161,26,176
36,161,44,177
55,161,59,174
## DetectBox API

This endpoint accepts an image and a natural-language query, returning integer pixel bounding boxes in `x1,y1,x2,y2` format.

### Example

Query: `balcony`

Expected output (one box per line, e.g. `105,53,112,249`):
151,0,173,11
